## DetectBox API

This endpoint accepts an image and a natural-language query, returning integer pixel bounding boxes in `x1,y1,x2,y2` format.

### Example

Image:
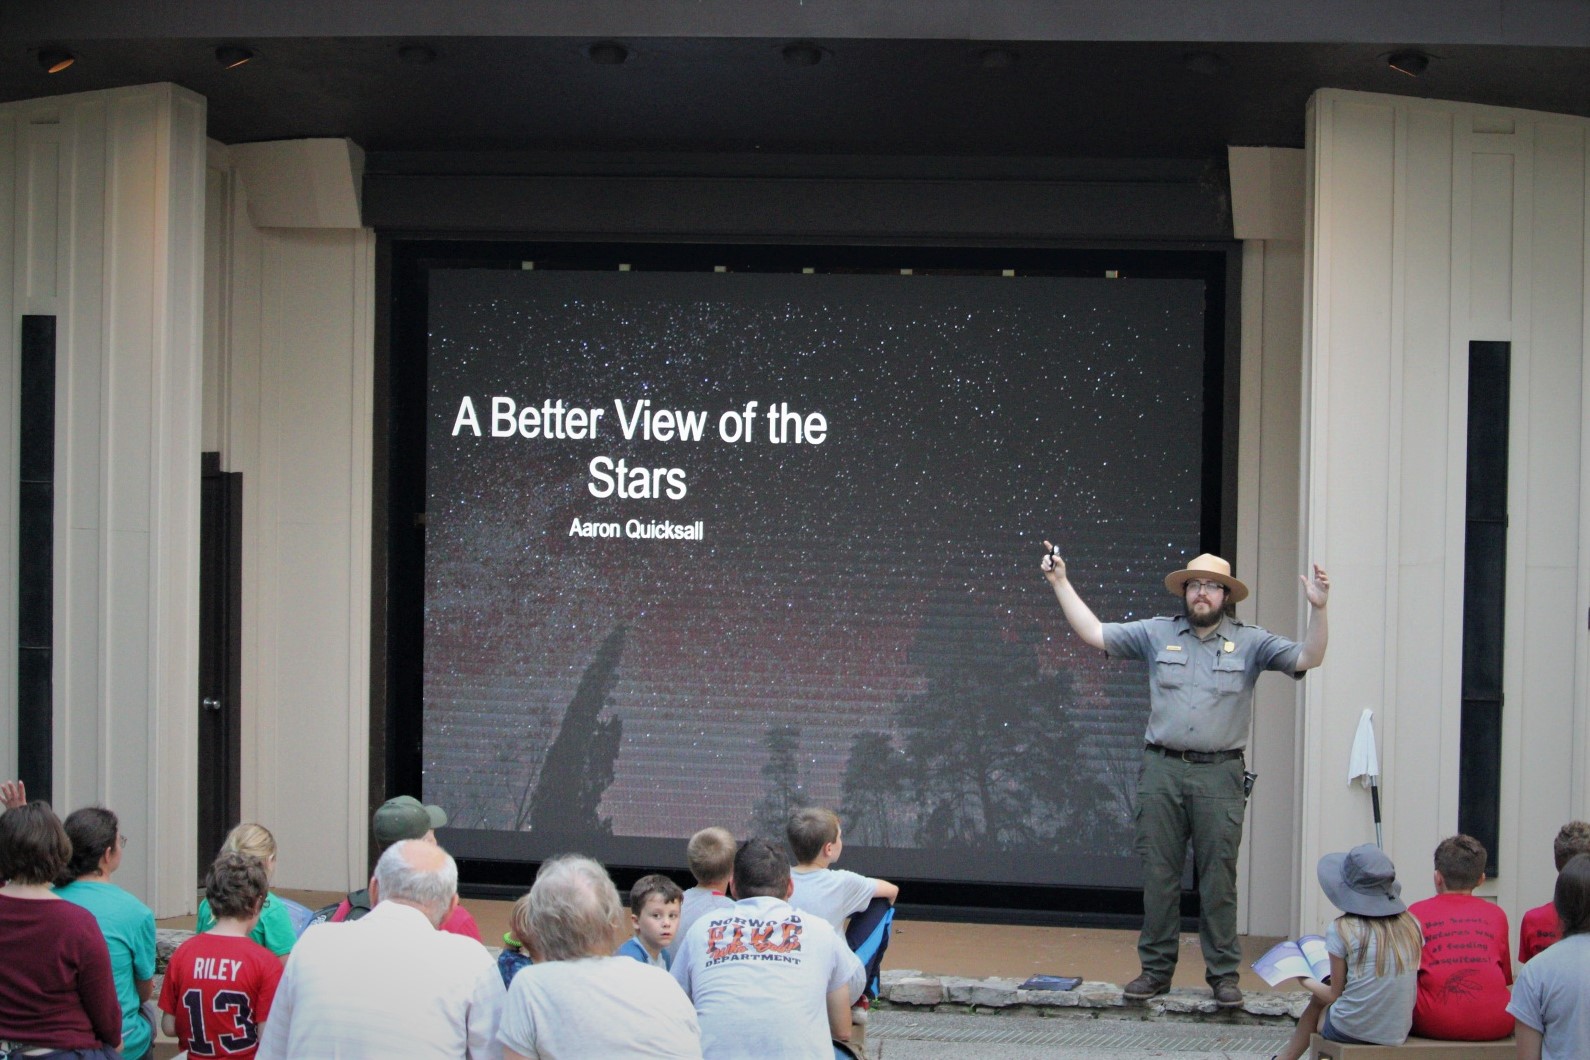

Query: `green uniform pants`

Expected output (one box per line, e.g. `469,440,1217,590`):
1134,748,1247,984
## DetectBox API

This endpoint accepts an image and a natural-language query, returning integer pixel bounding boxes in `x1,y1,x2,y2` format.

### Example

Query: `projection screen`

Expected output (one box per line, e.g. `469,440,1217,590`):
419,262,1213,891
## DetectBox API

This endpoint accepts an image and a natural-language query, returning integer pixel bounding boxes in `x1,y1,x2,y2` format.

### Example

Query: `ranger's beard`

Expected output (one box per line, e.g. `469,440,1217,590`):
1183,598,1222,632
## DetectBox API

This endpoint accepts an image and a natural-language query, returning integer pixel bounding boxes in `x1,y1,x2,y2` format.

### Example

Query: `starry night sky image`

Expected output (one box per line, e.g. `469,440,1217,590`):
424,268,1205,888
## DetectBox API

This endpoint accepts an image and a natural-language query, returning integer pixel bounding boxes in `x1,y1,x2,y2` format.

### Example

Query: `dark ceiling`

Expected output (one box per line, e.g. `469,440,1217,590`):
2,3,1587,173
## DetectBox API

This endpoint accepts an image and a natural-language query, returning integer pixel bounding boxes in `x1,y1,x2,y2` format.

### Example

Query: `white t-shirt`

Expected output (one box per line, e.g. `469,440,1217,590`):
1507,933,1590,1060
789,867,876,933
671,895,864,1060
497,955,701,1059
258,900,505,1060
668,887,735,961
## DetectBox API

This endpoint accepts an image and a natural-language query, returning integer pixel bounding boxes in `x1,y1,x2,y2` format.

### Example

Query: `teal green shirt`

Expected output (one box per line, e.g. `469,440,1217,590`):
56,879,156,1058
196,889,296,956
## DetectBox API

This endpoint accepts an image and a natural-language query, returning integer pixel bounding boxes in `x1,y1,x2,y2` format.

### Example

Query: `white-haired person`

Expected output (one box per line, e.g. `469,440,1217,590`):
258,838,504,1059
498,854,702,1060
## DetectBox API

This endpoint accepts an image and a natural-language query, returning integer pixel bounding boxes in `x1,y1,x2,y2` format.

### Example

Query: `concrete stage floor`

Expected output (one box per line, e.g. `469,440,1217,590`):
162,889,1289,994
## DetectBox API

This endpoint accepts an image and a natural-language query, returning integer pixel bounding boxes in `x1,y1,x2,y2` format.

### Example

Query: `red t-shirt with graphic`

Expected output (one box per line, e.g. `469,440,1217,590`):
1408,893,1514,1041
1518,902,1560,964
158,932,282,1057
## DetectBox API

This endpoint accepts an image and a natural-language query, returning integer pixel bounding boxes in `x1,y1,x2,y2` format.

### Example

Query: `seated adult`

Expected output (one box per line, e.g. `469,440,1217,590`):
259,839,504,1059
671,838,865,1060
497,854,701,1060
0,801,123,1058
314,795,482,940
1407,834,1513,1040
55,806,157,1060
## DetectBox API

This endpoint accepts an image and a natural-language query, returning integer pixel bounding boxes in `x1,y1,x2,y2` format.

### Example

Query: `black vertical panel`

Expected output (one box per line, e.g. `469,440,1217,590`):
1459,341,1508,876
197,454,244,878
17,315,55,804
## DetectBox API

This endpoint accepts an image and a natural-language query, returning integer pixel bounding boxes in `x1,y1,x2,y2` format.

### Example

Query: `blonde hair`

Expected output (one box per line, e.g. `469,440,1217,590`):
222,822,278,877
687,827,736,884
1336,911,1423,977
507,890,534,950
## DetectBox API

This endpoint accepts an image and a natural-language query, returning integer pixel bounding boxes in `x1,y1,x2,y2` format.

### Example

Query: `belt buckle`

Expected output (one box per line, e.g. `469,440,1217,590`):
1179,748,1198,763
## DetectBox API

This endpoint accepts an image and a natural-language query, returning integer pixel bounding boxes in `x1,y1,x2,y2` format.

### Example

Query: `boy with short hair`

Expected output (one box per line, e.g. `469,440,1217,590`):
1520,820,1590,963
1407,834,1514,1041
787,807,897,1009
669,827,737,961
617,873,683,969
160,852,284,1058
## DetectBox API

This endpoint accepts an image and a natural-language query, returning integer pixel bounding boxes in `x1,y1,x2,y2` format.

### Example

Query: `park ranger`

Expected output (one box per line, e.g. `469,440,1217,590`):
1042,547,1329,1006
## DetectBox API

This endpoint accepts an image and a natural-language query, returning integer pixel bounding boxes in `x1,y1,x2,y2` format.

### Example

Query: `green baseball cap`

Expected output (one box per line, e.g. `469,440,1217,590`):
372,795,447,847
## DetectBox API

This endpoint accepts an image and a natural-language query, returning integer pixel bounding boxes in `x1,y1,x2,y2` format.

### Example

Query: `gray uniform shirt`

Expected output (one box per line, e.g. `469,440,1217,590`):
1101,614,1303,752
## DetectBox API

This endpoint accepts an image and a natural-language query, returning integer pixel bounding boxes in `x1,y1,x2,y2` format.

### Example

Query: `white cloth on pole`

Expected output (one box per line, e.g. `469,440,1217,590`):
1348,708,1379,787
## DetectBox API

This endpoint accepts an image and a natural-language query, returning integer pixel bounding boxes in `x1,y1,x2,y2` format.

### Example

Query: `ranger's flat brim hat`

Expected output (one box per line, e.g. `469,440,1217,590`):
1164,553,1249,603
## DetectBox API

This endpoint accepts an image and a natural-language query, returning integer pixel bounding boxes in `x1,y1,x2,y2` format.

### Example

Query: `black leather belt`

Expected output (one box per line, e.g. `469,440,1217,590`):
1145,743,1244,764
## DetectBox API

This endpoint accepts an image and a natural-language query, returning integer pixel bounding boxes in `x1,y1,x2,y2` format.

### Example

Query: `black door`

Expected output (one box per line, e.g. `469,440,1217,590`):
198,453,243,878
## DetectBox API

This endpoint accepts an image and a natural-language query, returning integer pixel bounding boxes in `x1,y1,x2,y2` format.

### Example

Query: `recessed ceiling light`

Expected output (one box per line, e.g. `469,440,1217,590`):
1387,50,1430,77
585,41,630,65
38,48,75,74
215,45,254,69
978,47,1018,70
781,42,826,67
1182,51,1227,77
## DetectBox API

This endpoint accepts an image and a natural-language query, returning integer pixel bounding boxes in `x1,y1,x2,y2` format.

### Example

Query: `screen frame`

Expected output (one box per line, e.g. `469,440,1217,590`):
378,236,1240,920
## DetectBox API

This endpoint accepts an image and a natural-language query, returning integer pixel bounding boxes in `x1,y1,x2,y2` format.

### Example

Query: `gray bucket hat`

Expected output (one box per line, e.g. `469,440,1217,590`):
1317,844,1405,917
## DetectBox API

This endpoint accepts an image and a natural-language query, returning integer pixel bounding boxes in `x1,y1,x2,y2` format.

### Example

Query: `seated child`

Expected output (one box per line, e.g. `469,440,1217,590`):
616,873,682,969
1274,844,1423,1060
160,852,284,1058
669,826,737,960
1520,820,1590,963
498,891,534,989
1507,853,1590,1060
196,823,296,957
1407,834,1513,1040
786,807,898,1005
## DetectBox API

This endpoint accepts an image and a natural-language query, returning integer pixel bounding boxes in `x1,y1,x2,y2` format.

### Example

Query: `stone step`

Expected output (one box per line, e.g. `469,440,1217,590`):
878,968,1309,1024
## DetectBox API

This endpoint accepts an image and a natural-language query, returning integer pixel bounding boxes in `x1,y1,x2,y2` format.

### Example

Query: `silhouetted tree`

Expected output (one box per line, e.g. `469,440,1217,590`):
839,731,911,848
894,591,1112,853
521,625,626,835
750,725,809,842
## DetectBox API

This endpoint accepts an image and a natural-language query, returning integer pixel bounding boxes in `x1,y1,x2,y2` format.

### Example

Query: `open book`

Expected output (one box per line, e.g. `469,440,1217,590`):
1251,934,1331,987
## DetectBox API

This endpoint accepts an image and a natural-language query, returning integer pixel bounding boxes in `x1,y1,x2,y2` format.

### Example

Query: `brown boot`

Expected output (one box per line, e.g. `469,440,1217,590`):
1212,976,1244,1007
1123,972,1171,999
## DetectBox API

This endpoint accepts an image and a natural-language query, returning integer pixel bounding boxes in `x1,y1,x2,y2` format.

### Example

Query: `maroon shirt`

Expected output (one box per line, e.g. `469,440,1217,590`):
0,894,122,1049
